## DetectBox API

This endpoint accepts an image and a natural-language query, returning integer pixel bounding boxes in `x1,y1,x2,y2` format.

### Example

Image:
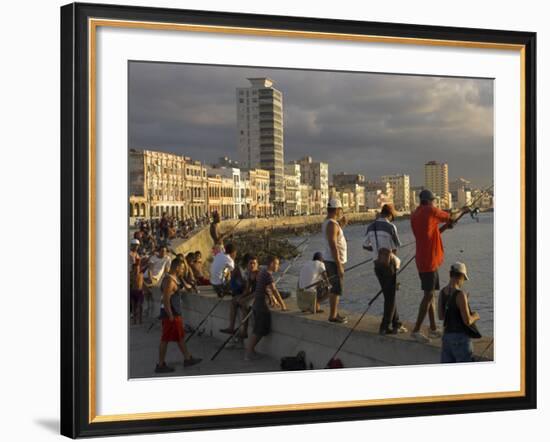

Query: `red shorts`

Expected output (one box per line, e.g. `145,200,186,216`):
161,316,185,342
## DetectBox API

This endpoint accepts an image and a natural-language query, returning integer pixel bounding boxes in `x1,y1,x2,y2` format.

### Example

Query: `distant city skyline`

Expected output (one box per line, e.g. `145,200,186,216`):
129,61,494,187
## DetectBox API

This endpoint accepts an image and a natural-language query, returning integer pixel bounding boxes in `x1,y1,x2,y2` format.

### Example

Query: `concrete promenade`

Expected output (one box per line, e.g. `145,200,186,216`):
130,287,494,379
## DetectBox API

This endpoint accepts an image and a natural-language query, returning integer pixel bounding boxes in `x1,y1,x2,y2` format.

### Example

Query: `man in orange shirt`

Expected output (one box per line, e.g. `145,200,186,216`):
410,189,468,343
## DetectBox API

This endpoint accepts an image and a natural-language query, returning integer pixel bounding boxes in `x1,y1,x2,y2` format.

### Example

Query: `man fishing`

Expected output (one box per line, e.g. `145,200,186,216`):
323,198,348,324
244,255,287,361
209,211,224,254
410,189,470,343
210,243,237,297
364,204,407,335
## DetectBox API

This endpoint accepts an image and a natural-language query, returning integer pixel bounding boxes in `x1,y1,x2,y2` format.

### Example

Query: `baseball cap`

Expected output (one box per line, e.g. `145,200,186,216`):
450,262,469,280
130,238,140,245
419,189,436,201
327,198,343,209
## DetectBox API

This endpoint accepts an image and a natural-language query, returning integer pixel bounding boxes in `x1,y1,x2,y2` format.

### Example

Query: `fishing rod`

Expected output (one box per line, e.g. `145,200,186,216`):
221,217,244,240
301,239,417,291
324,251,417,367
210,236,311,361
275,237,311,285
324,185,494,366
190,236,311,345
478,338,494,360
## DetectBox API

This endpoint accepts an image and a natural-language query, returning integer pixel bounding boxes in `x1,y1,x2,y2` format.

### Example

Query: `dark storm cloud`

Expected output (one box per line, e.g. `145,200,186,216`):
129,62,493,186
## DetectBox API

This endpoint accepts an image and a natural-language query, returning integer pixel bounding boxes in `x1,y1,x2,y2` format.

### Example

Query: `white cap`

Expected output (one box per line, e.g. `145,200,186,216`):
450,262,469,280
130,238,140,245
327,198,343,209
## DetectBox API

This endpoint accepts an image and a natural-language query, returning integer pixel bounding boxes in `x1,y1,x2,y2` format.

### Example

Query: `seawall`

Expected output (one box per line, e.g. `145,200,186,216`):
170,213,378,259
179,288,493,369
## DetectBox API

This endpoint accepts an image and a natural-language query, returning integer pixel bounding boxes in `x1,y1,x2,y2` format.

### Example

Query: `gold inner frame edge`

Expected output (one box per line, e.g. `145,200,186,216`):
87,17,527,423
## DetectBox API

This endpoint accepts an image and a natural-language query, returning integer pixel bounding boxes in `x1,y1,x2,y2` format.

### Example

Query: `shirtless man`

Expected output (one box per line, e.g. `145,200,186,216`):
209,211,226,255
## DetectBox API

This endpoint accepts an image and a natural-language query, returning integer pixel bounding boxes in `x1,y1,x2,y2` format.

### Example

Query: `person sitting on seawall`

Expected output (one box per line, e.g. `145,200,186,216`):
174,253,197,292
190,250,210,286
296,252,331,314
210,243,237,297
437,262,481,363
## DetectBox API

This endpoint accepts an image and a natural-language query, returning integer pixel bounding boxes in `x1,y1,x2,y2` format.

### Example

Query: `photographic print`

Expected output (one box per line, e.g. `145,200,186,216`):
61,3,536,436
128,62,495,378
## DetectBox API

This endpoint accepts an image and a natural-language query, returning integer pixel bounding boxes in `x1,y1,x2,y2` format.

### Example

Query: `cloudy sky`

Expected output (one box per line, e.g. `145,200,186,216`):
129,61,493,187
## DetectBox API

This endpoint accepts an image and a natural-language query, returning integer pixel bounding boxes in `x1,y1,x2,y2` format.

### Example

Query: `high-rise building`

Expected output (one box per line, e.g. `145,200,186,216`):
295,156,329,214
424,161,450,208
237,78,284,213
381,174,410,212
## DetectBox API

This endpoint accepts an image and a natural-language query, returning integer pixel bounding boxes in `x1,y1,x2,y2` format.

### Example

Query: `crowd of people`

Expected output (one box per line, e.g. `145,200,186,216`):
133,212,211,251
129,191,483,374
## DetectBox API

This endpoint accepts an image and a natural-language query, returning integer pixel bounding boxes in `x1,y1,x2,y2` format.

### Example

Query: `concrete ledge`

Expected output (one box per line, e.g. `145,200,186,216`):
178,288,493,371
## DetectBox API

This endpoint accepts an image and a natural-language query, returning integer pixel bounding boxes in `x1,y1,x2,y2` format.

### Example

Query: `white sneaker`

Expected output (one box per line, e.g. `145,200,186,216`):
411,331,431,343
428,329,442,339
395,325,408,334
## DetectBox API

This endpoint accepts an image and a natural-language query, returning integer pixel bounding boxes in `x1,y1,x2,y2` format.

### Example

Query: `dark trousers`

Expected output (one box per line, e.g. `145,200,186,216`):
374,261,401,331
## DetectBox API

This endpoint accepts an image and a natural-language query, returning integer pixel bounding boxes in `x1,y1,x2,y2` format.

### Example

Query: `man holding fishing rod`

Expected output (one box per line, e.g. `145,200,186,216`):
410,189,471,343
323,198,348,324
244,255,287,361
364,203,407,335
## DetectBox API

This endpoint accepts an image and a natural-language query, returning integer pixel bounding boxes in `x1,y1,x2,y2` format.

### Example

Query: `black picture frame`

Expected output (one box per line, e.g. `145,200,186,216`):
60,2,537,438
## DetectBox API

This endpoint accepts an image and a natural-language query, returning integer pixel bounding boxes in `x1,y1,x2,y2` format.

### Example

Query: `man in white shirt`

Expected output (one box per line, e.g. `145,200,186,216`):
323,198,348,323
297,252,330,313
364,204,407,335
210,243,237,297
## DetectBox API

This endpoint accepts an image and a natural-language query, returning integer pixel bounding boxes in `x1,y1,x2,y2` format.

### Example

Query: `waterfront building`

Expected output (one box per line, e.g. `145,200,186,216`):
284,163,302,215
299,183,312,215
366,189,393,210
424,160,450,208
241,178,252,217
245,168,271,216
295,156,329,214
206,172,222,216
409,189,418,210
330,184,365,213
129,149,187,219
210,166,243,218
457,187,472,208
221,175,235,219
381,174,410,212
449,177,471,193
332,172,365,187
237,78,285,214
184,159,208,218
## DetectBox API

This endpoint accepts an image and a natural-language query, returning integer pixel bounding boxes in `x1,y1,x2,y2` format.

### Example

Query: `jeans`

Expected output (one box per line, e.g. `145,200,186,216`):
374,261,401,331
441,332,474,363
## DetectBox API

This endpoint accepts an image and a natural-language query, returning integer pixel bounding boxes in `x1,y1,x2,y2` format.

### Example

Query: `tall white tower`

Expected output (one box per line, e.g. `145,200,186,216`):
237,78,284,213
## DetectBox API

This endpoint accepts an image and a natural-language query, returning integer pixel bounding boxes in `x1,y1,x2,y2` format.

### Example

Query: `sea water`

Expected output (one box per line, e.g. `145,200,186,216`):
281,212,494,336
